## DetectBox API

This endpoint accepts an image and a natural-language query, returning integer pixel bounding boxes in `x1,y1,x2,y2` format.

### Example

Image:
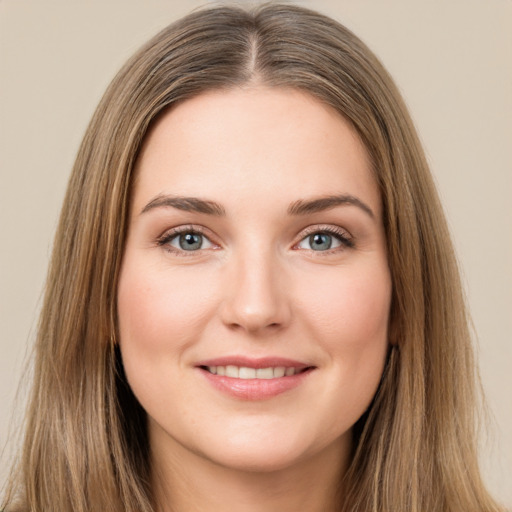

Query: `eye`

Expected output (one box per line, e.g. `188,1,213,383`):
158,228,215,253
296,228,353,252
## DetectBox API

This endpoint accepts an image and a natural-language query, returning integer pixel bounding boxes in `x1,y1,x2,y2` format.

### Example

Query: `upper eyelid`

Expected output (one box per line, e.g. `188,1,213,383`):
156,225,218,250
297,224,352,239
158,224,212,240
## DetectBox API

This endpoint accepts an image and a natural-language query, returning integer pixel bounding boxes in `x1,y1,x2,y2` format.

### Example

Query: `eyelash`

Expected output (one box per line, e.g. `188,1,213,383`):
156,225,216,257
156,224,354,256
293,225,354,253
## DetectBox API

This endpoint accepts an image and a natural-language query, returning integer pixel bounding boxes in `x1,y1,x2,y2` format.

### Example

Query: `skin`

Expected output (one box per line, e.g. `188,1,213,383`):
117,86,392,512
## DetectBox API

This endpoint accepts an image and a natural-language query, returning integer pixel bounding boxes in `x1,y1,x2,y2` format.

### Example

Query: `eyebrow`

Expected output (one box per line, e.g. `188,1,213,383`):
141,195,226,216
140,193,374,219
287,194,375,219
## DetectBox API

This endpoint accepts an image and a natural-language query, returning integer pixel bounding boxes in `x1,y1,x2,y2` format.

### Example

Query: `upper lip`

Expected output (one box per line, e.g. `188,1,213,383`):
195,356,313,370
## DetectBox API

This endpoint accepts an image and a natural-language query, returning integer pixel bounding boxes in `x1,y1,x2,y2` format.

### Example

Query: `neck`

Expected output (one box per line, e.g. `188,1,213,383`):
151,436,350,512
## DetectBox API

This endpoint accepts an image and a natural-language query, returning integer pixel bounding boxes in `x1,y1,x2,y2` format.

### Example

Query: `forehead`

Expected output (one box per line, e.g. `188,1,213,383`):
133,86,380,217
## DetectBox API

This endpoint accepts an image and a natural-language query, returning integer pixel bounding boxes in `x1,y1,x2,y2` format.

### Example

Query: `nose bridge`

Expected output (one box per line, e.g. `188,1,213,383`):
220,242,290,333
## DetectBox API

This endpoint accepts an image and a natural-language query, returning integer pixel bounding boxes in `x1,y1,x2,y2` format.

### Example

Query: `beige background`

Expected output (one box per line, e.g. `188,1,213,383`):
1,0,510,506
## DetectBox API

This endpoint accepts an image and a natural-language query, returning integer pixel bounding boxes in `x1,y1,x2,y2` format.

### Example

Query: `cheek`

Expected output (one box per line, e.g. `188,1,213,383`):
117,259,219,357
299,265,391,341
116,259,222,413
296,261,392,392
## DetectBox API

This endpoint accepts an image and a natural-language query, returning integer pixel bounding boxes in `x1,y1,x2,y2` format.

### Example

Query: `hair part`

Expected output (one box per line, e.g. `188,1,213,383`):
3,3,503,512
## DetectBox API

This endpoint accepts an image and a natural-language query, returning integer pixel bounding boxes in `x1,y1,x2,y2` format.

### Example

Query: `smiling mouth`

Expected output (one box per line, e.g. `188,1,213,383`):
199,365,313,379
197,361,315,400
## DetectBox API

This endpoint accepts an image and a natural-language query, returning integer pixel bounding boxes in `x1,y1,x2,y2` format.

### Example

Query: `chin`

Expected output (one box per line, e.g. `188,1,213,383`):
204,442,308,473
194,425,345,474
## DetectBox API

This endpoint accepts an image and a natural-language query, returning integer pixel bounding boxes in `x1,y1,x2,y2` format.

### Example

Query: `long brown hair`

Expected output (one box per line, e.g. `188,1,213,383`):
3,4,504,511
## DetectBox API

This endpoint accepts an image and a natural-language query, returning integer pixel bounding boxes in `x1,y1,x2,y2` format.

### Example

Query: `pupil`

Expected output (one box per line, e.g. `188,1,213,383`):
179,233,202,250
310,233,332,251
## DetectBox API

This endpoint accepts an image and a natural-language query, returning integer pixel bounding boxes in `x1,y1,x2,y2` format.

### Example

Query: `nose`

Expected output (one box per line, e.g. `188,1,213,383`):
219,249,291,335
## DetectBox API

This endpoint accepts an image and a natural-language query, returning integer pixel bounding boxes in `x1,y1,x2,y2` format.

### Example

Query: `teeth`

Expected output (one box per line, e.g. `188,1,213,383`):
206,365,301,379
225,365,239,378
273,366,285,378
239,367,256,379
255,367,274,379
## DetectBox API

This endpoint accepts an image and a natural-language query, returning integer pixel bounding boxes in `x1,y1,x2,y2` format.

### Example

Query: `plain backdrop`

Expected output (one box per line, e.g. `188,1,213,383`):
1,0,511,506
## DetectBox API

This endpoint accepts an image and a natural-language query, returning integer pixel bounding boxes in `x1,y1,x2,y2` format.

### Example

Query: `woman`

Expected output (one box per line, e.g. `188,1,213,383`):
2,4,505,512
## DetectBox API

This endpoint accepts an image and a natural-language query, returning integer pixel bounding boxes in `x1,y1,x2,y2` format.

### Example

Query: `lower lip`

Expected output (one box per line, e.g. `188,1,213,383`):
198,368,314,400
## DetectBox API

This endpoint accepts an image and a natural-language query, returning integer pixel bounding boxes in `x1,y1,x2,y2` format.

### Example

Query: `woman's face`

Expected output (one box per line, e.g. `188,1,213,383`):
118,87,392,474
